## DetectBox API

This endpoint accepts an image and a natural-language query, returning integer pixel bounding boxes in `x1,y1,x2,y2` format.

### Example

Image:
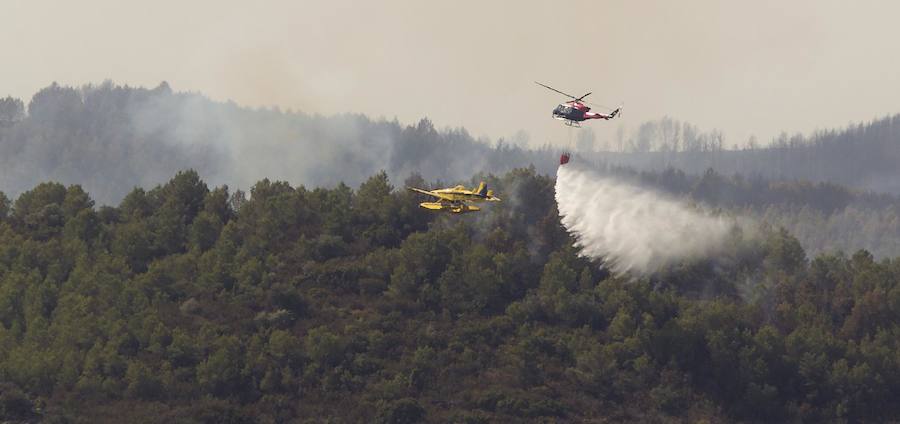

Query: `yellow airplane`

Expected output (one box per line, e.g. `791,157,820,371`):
407,182,501,213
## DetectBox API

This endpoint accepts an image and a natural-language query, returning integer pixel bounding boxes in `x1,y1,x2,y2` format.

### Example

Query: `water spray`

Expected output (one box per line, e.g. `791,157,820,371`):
555,154,733,275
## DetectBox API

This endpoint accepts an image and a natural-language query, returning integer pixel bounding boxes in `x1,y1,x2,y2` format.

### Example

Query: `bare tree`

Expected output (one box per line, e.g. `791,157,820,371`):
0,97,25,127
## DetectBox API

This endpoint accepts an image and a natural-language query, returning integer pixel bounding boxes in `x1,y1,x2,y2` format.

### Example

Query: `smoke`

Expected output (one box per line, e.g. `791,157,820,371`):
0,82,559,205
555,160,734,275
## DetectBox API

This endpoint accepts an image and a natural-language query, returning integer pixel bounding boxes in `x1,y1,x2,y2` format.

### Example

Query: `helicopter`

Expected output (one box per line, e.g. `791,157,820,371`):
535,81,621,127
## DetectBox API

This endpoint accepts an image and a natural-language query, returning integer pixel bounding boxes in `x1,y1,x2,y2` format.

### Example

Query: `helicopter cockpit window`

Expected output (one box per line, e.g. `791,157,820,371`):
553,105,570,115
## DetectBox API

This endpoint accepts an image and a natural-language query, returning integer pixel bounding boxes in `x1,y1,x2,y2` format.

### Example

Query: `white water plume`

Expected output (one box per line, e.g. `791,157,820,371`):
555,161,733,275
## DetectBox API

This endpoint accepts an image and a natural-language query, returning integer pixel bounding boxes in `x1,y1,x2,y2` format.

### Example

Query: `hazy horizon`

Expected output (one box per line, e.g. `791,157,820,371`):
5,1,900,147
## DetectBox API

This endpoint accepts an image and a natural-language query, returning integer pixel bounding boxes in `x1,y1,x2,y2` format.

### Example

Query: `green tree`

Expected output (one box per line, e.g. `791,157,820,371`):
0,192,10,220
196,336,245,397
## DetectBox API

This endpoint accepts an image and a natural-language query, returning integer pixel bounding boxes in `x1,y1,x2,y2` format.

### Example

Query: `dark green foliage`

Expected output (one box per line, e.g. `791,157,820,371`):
3,169,900,422
375,398,426,424
0,382,36,420
0,192,10,221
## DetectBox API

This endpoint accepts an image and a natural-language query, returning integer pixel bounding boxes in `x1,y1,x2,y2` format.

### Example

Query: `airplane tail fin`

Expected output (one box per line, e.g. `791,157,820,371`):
475,182,488,197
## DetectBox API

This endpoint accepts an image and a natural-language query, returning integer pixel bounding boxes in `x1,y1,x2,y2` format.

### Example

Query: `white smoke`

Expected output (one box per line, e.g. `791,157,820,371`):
555,161,734,275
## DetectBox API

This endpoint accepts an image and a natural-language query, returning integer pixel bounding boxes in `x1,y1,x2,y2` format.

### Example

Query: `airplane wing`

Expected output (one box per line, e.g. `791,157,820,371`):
407,187,452,201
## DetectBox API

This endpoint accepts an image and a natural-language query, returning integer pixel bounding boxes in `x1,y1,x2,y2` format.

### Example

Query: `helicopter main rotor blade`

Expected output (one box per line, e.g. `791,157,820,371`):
576,92,592,101
534,81,578,100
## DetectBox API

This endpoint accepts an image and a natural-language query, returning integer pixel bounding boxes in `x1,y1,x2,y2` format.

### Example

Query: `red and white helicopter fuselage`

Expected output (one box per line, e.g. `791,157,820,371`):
537,81,620,127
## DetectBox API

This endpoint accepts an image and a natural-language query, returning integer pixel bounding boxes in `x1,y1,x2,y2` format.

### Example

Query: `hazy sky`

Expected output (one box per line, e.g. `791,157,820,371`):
4,0,900,148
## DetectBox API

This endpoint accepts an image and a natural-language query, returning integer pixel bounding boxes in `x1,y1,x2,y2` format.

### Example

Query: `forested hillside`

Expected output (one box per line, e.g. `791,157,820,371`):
2,170,900,422
0,82,549,206
5,83,900,205
4,82,900,260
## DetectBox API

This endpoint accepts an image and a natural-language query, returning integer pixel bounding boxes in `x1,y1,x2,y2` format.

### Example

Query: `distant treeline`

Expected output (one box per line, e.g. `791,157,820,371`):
2,170,900,422
5,83,900,208
587,114,900,194
0,82,552,205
